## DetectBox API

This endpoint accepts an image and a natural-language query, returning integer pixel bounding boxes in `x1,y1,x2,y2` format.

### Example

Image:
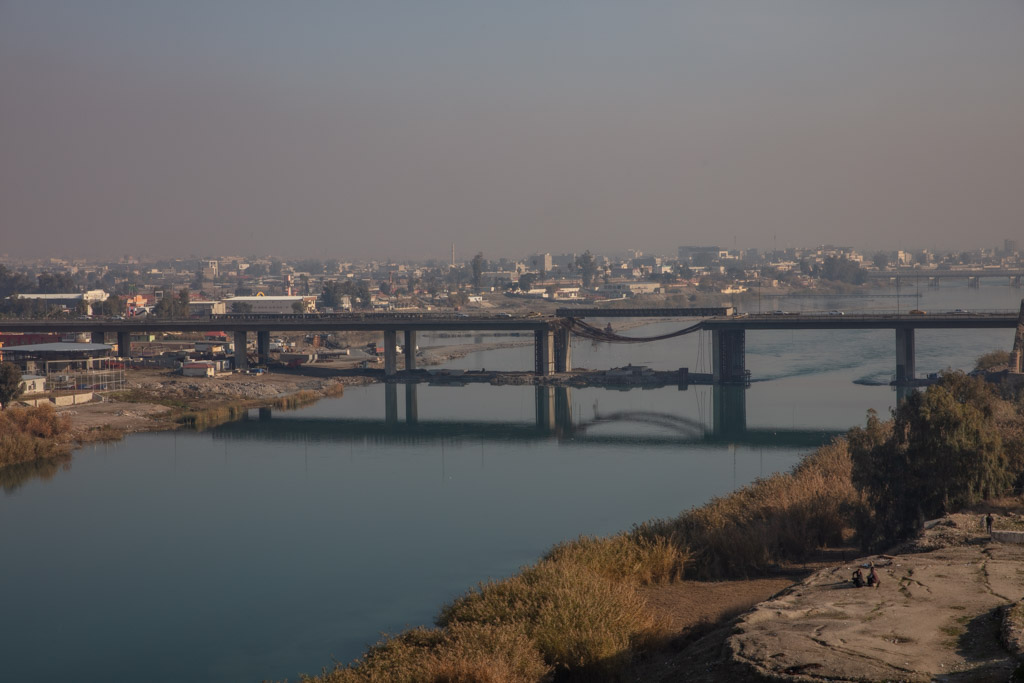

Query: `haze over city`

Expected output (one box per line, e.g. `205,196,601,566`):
2,1,1022,261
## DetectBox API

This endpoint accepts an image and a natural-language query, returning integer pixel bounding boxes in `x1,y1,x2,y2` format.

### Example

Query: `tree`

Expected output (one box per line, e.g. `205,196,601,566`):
471,252,485,290
321,281,347,309
850,373,1009,549
518,273,538,292
576,251,598,289
872,252,890,270
0,362,24,410
231,301,253,314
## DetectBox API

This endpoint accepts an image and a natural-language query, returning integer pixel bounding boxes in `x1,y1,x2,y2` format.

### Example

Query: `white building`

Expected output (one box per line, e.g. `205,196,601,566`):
224,295,317,314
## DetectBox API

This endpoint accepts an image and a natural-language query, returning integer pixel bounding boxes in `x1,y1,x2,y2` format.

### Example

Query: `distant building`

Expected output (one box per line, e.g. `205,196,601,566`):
224,295,316,314
188,300,227,316
8,289,108,315
528,253,553,273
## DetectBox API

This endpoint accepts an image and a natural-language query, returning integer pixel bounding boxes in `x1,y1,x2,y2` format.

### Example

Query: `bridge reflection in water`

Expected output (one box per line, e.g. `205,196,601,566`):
225,385,842,450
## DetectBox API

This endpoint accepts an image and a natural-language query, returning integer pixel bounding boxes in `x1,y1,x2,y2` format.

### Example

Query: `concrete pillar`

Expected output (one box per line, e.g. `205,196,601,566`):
257,330,271,366
385,383,398,425
554,327,572,373
969,276,980,288
91,331,105,344
403,330,417,370
405,383,418,424
116,331,132,358
928,277,939,287
234,331,249,372
383,330,398,376
712,329,747,384
534,329,554,375
895,327,915,383
535,386,555,432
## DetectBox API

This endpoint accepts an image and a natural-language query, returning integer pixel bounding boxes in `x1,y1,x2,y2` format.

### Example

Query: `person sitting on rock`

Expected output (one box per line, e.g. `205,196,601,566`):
851,567,865,588
867,563,880,588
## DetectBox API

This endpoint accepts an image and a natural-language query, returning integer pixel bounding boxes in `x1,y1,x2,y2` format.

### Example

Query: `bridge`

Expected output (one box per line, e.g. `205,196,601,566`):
866,269,1024,288
697,310,1022,383
0,313,568,375
209,384,841,449
1,303,1021,384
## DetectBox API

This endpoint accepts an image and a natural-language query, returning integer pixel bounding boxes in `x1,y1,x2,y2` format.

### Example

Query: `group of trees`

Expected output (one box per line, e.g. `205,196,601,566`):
321,280,371,310
153,289,191,318
849,373,1022,549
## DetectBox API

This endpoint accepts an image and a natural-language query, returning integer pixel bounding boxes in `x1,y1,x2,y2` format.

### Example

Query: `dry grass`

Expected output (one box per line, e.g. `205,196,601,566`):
0,403,73,468
302,622,549,683
437,560,670,679
543,532,687,585
634,438,861,579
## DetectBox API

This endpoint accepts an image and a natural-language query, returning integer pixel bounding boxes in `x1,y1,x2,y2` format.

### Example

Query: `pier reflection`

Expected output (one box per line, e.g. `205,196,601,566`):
213,383,841,450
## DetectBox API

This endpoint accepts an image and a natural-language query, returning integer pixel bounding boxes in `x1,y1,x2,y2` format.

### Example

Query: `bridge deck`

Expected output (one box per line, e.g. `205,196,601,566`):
555,307,731,318
701,312,1019,330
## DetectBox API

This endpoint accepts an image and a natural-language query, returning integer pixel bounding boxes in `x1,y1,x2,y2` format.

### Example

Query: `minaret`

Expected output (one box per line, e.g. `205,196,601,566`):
451,243,455,267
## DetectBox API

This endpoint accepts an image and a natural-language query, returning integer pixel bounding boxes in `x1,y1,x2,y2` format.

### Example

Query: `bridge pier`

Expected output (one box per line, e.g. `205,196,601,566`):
896,327,916,383
712,329,747,384
969,276,980,288
534,329,554,375
234,331,248,372
1012,275,1022,288
554,327,571,373
929,277,939,287
384,330,398,375
403,330,417,370
91,331,105,345
117,331,132,358
257,330,271,366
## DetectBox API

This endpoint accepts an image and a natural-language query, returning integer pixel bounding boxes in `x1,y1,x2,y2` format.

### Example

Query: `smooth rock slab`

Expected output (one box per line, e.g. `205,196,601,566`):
729,531,1024,681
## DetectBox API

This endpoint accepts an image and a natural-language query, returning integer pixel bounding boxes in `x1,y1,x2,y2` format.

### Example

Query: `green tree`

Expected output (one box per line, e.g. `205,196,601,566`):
850,373,1009,549
518,273,538,292
872,252,890,270
471,252,485,290
0,362,24,410
576,251,598,289
320,281,347,309
231,301,253,314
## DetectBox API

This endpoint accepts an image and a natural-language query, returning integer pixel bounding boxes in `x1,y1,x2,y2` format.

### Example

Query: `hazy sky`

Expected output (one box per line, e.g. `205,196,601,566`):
2,1,1022,262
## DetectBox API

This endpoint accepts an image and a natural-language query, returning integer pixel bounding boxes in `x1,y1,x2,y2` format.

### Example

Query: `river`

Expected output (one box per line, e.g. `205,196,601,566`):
0,283,1019,682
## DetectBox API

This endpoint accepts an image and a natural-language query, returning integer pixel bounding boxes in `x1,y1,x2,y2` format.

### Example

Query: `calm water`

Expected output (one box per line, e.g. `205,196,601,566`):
1,283,1019,683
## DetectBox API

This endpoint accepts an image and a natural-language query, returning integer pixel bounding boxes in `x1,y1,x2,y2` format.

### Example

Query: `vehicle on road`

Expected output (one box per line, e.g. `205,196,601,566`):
828,310,844,316
909,309,926,315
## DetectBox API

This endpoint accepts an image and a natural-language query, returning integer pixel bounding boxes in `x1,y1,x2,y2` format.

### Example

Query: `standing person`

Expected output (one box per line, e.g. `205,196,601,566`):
986,513,994,535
